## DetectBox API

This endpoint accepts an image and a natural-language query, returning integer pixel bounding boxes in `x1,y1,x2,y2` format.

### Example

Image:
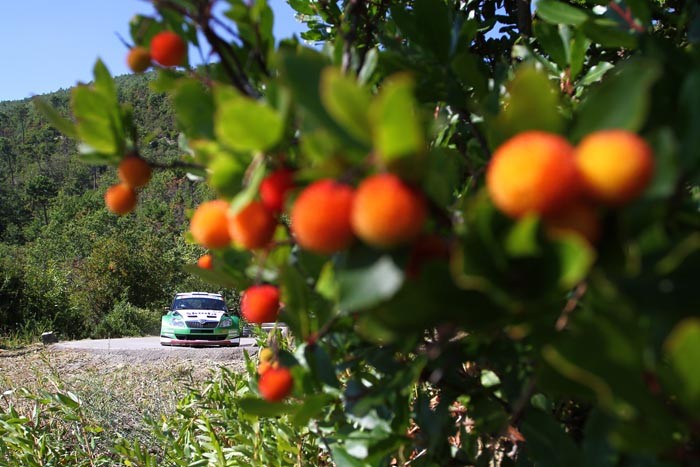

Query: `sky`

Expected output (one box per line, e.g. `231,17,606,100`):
0,0,304,102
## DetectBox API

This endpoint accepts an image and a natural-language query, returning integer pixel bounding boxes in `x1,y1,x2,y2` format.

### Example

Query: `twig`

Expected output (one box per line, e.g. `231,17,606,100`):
608,1,645,32
454,107,491,160
555,282,587,331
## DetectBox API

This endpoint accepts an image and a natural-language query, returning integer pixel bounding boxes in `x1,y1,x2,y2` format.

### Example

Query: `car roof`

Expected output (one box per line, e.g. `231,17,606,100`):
174,292,224,300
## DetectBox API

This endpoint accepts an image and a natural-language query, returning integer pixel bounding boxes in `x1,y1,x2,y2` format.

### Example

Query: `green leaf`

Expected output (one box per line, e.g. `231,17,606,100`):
423,148,466,206
520,410,581,467
338,254,404,311
228,158,266,214
581,18,638,49
664,318,700,417
451,52,489,99
72,86,121,155
320,68,372,143
280,49,365,152
369,74,424,162
571,59,661,142
215,87,283,152
331,446,372,467
551,236,595,289
412,0,451,61
491,66,563,145
569,30,591,80
292,393,335,427
238,397,296,417
533,21,568,69
33,98,78,138
505,215,542,257
173,79,215,139
536,0,589,26
579,61,614,86
181,264,250,290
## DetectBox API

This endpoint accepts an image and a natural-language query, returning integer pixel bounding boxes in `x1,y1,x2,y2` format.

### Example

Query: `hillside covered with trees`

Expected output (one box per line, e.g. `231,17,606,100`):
0,73,214,342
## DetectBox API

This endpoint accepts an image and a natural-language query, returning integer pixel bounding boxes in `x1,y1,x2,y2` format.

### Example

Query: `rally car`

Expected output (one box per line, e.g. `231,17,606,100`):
160,292,241,346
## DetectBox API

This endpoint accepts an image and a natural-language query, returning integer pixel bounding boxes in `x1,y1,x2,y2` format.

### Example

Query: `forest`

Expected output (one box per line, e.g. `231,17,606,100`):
0,73,214,343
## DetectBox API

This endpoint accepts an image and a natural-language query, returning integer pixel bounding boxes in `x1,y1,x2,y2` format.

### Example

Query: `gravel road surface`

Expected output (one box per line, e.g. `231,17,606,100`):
52,336,258,361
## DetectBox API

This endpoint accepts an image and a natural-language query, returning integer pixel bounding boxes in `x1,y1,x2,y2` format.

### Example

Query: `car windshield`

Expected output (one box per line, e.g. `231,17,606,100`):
173,298,227,311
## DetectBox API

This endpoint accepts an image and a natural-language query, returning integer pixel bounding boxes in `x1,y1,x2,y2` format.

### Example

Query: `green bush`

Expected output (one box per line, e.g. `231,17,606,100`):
94,297,161,338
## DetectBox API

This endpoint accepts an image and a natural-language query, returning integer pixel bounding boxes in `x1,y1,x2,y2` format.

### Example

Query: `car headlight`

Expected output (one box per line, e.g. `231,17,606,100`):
219,317,233,328
172,313,185,327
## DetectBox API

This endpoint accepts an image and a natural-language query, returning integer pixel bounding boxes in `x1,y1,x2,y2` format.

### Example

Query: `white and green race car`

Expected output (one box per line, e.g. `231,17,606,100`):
160,292,241,346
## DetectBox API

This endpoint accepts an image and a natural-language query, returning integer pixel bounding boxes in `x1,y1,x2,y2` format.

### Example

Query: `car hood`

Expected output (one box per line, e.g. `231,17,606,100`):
175,309,227,320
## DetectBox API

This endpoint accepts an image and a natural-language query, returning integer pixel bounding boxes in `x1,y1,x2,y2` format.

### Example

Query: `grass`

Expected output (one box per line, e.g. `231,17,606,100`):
0,345,248,459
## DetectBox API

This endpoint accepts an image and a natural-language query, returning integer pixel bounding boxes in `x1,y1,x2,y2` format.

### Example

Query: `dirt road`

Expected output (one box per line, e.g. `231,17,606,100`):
49,336,257,361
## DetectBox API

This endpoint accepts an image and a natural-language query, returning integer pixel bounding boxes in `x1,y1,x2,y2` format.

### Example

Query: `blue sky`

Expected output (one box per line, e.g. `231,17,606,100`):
0,0,304,101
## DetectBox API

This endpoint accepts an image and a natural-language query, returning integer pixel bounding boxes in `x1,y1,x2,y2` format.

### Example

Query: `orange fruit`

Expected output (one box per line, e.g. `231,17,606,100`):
150,31,186,67
351,173,427,248
189,200,232,249
241,285,280,324
290,180,355,254
258,366,294,402
259,347,274,363
118,155,152,188
126,46,151,73
486,131,581,218
227,201,277,250
197,254,213,269
575,130,654,206
104,184,137,215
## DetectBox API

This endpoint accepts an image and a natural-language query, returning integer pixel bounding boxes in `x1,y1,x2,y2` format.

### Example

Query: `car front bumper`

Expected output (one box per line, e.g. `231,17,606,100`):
160,336,241,346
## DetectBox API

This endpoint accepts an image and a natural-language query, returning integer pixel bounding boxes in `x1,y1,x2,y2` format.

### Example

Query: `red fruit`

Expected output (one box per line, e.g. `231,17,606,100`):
291,180,355,254
104,184,137,215
258,366,294,402
351,173,427,248
197,254,213,269
227,201,277,250
260,168,295,213
150,31,186,67
241,285,280,324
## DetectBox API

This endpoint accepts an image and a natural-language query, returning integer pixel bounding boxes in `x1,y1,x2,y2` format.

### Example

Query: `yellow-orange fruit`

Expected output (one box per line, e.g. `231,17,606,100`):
241,285,280,324
127,46,151,73
118,155,152,188
104,184,137,215
575,130,654,206
486,131,581,218
190,200,232,249
259,348,274,363
291,180,355,254
227,201,277,250
257,360,279,376
544,202,601,245
150,31,186,67
197,254,213,269
258,366,294,402
351,174,427,248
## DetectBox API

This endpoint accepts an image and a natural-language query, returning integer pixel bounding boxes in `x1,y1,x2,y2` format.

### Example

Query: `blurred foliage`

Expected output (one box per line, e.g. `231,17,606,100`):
12,0,700,465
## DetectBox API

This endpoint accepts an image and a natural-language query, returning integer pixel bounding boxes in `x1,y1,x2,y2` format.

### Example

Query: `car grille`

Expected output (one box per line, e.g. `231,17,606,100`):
175,334,228,341
186,321,218,329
